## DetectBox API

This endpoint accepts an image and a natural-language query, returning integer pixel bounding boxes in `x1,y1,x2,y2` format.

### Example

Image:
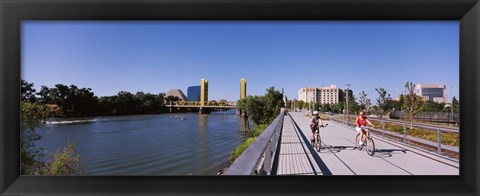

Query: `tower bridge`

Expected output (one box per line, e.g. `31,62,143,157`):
166,78,246,114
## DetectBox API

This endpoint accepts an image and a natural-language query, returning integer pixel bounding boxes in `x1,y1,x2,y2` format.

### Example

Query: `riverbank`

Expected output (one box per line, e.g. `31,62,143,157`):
217,124,269,175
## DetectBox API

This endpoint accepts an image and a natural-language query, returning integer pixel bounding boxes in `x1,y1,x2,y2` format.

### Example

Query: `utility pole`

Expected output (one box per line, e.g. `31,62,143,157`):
345,84,351,126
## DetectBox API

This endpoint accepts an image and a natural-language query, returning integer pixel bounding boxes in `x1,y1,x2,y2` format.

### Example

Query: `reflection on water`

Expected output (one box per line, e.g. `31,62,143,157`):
34,111,244,175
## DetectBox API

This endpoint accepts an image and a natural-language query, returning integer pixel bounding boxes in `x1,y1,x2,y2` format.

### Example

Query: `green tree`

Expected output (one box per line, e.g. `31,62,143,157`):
263,87,285,122
372,88,391,119
21,101,49,175
452,96,460,113
237,95,264,125
237,87,284,125
422,100,445,112
165,95,180,104
42,142,81,175
21,100,82,175
21,79,37,102
358,91,371,114
320,103,332,112
347,94,360,115
37,85,52,104
332,102,344,113
286,100,292,109
401,82,425,125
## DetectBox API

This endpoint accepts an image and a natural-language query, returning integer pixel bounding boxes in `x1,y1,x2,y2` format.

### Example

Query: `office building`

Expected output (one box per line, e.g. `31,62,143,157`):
298,85,347,105
187,86,201,101
415,84,447,103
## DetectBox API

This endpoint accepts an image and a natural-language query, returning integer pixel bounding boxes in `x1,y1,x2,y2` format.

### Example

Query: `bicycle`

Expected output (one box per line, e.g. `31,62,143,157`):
355,126,375,156
311,124,328,152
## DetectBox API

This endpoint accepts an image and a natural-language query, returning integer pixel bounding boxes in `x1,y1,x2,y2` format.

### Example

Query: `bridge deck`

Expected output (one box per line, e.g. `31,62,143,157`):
274,112,459,175
276,115,321,175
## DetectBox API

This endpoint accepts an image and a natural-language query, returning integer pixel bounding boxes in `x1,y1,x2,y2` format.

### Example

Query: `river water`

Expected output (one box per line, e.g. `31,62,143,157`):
34,110,245,175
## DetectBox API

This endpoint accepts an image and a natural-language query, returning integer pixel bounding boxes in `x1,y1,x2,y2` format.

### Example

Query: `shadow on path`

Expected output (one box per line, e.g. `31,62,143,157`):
288,113,333,176
374,149,408,157
319,145,357,153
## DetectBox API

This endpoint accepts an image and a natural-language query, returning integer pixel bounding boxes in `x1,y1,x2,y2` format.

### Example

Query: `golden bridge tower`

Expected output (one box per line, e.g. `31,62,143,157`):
240,78,247,99
200,78,208,107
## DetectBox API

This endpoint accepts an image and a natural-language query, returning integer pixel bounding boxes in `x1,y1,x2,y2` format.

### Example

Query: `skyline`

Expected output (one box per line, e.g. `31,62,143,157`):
22,21,459,103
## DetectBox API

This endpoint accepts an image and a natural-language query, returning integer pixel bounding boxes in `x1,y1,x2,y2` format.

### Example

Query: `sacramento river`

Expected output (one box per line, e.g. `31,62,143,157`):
34,110,245,175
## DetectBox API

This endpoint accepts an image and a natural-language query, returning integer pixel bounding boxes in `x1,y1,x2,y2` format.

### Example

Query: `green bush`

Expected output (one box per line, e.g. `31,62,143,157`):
42,142,81,175
229,137,257,161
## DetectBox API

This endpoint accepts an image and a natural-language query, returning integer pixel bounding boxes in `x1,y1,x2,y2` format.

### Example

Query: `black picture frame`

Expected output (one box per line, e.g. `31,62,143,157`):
1,0,479,195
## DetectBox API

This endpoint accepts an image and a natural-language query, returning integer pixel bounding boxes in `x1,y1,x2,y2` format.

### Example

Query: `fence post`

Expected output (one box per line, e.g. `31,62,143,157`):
403,124,406,144
437,129,442,155
381,121,385,137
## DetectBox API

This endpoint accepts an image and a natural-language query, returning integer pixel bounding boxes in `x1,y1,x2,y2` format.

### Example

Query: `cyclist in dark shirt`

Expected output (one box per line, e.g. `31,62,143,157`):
310,111,323,142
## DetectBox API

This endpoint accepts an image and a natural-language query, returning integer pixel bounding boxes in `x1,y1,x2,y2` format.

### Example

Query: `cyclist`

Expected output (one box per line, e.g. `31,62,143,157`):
356,111,375,146
310,111,324,143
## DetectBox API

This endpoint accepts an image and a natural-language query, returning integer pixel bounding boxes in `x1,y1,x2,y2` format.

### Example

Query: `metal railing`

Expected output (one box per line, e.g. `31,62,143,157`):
326,114,459,156
166,101,237,108
223,109,285,175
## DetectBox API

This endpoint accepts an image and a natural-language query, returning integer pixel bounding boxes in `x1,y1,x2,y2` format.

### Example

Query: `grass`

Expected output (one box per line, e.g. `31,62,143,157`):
370,122,459,147
229,124,269,161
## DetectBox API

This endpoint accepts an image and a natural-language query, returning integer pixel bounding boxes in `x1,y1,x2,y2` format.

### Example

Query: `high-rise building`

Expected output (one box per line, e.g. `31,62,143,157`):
318,85,343,105
240,78,247,99
187,86,201,101
298,84,347,105
166,89,188,101
200,79,208,106
298,87,318,103
415,84,447,103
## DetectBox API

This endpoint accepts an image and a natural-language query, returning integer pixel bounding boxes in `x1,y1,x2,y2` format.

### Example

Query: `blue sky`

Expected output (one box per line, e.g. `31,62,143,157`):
22,21,459,103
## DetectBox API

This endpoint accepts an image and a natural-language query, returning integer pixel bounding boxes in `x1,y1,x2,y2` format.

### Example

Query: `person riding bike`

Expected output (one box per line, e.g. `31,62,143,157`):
310,111,324,142
355,111,375,146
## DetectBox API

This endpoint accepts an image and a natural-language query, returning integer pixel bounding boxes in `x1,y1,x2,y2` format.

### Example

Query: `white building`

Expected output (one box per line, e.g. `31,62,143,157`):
298,85,345,105
298,87,317,103
415,84,447,103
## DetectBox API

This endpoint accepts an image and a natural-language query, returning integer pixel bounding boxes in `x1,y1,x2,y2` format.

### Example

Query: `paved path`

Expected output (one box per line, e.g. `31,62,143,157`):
275,112,459,175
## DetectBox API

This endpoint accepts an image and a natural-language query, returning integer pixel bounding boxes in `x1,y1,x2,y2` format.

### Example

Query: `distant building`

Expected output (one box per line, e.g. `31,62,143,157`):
415,84,447,103
298,84,347,105
166,89,188,101
187,86,201,101
298,87,317,103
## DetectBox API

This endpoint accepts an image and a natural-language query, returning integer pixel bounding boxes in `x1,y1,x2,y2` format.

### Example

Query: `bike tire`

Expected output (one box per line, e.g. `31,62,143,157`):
366,138,375,156
355,133,363,150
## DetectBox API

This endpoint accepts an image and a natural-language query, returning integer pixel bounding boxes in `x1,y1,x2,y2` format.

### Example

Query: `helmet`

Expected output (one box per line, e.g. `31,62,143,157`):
313,111,319,115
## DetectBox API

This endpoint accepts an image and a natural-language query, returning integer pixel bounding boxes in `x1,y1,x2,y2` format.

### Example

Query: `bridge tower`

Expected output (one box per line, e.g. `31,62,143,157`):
199,78,210,114
240,78,247,100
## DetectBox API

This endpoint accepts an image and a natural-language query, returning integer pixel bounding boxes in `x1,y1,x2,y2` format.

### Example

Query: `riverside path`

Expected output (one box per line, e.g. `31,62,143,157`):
275,111,459,175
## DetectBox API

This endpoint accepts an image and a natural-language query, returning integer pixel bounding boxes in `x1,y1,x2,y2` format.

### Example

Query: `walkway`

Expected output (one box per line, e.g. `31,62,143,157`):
274,112,459,175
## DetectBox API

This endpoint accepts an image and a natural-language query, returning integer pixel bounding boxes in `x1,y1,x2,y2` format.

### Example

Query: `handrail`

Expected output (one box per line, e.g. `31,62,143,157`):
336,114,459,132
326,114,459,155
223,109,285,175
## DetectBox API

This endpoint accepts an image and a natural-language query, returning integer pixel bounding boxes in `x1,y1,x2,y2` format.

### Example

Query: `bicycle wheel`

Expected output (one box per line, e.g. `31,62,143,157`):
355,133,363,150
316,134,321,152
366,137,375,156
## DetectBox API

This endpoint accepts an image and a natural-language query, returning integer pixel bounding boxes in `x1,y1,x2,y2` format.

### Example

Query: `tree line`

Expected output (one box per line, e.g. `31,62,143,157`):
21,80,173,116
